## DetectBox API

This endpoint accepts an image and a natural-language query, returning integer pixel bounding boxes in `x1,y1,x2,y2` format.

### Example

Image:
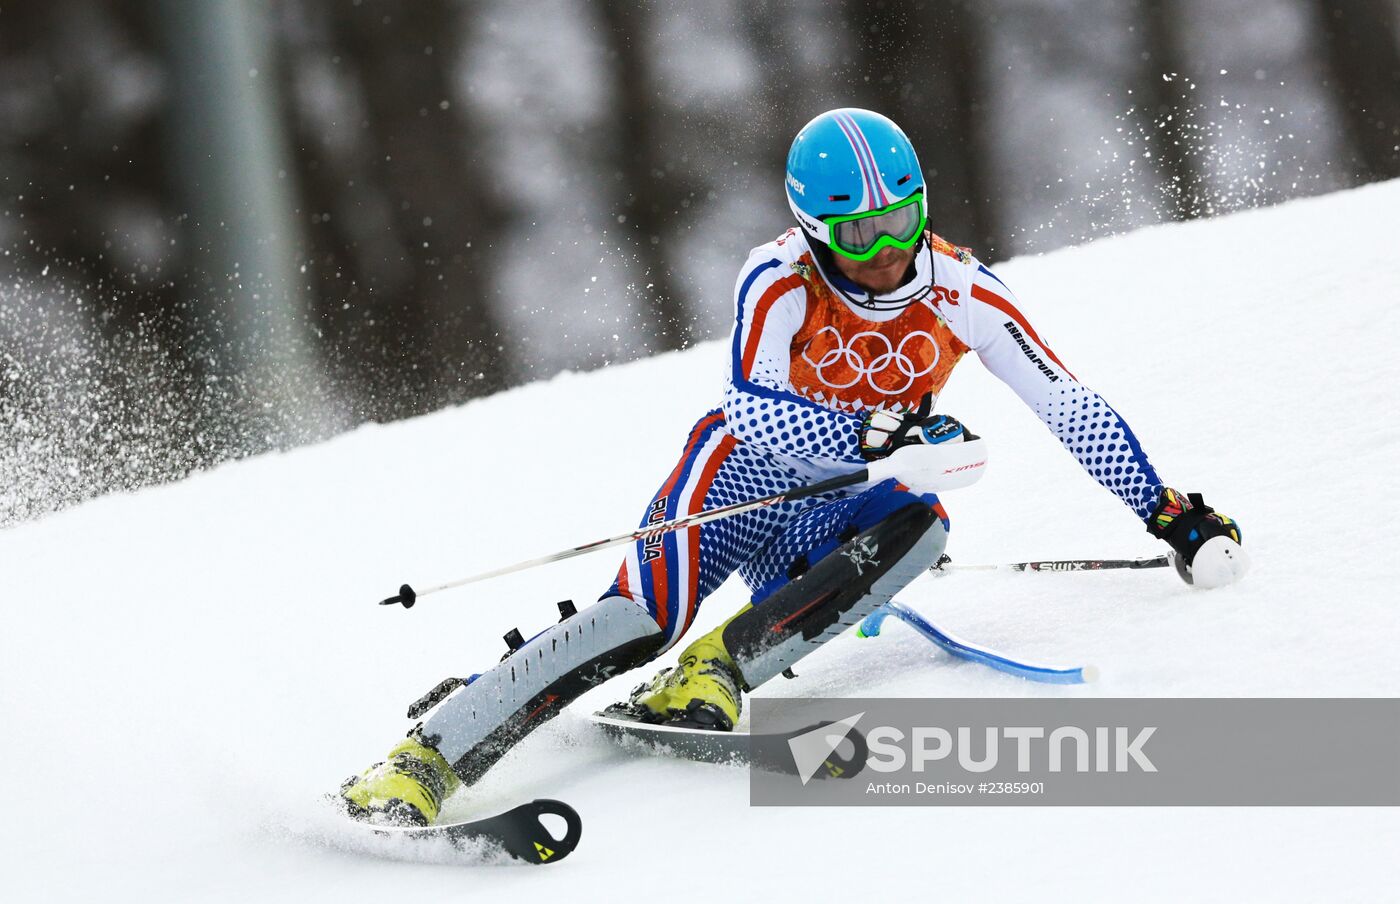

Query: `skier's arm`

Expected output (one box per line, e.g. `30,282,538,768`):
722,258,864,462
954,264,1165,519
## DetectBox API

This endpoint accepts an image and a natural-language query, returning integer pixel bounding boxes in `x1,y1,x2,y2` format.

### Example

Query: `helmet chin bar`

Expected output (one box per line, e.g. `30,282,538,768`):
807,233,934,313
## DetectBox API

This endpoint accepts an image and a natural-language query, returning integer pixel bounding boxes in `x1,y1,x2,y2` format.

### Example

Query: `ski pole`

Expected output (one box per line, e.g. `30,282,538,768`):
379,469,871,608
381,437,990,608
929,553,1171,574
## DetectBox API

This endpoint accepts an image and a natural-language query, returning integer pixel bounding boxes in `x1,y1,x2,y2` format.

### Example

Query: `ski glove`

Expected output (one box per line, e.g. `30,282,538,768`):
1147,488,1248,588
859,395,978,461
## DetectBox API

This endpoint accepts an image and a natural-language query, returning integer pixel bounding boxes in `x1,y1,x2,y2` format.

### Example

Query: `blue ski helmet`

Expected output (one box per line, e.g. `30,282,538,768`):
784,109,926,256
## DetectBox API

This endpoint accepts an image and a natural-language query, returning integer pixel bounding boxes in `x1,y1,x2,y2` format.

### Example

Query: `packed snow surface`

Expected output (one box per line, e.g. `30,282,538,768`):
3,182,1398,901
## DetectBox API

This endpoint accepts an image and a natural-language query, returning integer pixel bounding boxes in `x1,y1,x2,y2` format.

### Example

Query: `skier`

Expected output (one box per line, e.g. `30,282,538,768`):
339,108,1246,825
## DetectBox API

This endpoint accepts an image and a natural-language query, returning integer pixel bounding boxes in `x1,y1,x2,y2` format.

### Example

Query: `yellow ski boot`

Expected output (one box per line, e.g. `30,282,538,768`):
630,620,743,731
338,734,460,826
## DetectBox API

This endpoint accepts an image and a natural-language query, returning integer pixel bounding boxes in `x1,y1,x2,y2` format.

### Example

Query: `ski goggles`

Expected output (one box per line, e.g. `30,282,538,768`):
824,192,927,261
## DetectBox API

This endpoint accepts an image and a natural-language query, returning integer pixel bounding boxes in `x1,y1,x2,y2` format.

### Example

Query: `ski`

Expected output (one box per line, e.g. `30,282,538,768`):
350,798,582,865
591,705,868,780
859,600,1097,684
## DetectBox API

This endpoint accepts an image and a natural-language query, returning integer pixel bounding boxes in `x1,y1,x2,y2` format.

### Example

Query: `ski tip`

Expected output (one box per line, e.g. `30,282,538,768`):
1079,664,1100,684
355,798,583,866
510,798,583,865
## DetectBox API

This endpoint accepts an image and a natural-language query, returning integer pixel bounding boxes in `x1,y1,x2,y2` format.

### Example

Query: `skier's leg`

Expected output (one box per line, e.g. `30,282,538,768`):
607,414,814,728
603,411,802,651
339,593,664,824
725,478,949,689
626,479,948,729
340,413,794,823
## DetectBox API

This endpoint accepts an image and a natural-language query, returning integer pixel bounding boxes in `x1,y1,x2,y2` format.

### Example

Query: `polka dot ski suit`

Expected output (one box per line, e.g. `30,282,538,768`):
606,228,1163,650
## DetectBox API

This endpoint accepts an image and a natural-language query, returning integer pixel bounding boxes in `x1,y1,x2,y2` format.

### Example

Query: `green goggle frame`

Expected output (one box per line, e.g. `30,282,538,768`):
823,192,927,262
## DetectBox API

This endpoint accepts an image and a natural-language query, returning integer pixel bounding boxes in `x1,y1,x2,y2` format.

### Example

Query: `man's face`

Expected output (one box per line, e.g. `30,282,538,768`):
831,243,916,295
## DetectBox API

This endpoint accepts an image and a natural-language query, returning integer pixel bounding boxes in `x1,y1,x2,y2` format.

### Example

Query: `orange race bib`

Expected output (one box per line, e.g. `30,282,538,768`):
788,276,968,412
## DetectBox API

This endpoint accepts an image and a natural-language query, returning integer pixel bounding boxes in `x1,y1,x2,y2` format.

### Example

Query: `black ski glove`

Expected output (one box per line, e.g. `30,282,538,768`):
859,395,977,461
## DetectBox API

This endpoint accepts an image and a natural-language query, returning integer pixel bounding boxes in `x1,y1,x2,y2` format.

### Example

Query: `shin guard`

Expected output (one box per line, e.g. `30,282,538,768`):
722,502,946,689
417,595,662,786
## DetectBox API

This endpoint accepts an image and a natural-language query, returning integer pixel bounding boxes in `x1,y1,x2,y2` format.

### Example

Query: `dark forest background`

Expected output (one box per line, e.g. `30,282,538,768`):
2,0,1398,526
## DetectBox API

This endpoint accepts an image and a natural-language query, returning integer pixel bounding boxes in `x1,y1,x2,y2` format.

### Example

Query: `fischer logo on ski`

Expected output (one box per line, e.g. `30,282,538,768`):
352,798,583,866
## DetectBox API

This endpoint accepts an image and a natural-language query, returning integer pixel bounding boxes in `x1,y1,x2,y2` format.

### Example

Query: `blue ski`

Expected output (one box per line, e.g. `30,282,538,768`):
858,600,1096,685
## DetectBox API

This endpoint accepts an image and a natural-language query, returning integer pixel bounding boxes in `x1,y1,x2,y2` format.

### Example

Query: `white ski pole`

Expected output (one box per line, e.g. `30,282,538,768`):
379,469,869,608
380,437,989,608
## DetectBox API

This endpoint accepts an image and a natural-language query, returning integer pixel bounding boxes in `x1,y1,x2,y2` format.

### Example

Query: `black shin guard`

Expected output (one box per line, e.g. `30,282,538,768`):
722,501,946,690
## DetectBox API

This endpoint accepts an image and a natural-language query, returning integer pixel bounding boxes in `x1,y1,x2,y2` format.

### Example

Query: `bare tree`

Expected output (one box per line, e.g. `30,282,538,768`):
924,1,999,254
1133,0,1208,220
740,1,832,191
276,0,434,421
1313,0,1400,183
593,0,693,353
834,0,1000,255
1,2,183,321
328,0,514,415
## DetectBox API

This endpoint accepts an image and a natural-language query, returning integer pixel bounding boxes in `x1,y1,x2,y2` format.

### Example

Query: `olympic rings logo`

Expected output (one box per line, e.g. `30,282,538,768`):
800,325,941,396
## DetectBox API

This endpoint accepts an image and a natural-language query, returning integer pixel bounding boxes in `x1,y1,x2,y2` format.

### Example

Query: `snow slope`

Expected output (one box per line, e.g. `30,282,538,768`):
3,181,1399,902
